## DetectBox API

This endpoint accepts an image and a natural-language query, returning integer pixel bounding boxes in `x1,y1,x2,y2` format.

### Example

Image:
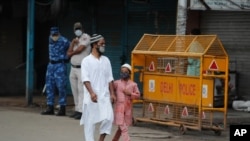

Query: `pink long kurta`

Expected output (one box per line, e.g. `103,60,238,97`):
113,79,140,126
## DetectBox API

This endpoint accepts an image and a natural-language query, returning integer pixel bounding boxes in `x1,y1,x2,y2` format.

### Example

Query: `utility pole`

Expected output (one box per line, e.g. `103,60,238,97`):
176,0,187,35
26,0,35,106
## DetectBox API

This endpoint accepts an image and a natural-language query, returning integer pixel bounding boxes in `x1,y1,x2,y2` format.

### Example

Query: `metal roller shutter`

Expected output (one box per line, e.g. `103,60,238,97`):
201,11,250,99
127,0,177,92
94,0,178,80
94,1,124,79
127,0,178,58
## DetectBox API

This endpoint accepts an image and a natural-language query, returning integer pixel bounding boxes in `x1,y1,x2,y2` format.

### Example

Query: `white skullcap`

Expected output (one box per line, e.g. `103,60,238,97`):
90,34,104,43
121,63,131,71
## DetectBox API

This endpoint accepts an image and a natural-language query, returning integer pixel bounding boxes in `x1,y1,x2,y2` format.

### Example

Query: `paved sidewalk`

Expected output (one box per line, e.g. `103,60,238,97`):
0,95,250,125
0,95,250,141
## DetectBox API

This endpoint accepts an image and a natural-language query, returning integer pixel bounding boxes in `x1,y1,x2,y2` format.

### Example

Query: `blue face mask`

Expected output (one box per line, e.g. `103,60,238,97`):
120,72,130,79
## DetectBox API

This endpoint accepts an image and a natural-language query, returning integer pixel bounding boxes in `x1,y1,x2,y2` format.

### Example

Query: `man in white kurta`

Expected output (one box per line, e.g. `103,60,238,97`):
80,34,116,141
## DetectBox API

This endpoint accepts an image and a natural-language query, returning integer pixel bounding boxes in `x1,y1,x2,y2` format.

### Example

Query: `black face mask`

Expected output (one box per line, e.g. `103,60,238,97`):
120,72,130,79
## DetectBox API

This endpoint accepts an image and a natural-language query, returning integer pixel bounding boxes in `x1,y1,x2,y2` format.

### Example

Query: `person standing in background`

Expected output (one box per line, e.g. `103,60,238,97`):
112,63,140,141
186,28,204,76
67,22,91,120
80,34,116,141
41,26,70,116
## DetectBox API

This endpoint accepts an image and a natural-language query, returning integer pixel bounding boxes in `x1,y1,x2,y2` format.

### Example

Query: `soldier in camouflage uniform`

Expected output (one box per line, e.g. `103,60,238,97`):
41,26,70,116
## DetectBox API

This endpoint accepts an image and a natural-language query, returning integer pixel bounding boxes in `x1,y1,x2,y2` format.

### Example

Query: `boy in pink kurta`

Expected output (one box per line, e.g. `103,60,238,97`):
112,63,140,141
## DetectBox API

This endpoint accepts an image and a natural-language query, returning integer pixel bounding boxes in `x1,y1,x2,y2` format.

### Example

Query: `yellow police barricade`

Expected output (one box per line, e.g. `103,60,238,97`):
131,34,229,135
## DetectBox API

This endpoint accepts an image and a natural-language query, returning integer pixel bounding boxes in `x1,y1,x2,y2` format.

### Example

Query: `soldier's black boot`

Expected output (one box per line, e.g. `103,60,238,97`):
74,112,82,120
41,105,54,115
56,105,66,116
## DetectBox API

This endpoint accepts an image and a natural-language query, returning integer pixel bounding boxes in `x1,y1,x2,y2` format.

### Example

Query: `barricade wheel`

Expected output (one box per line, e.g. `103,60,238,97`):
179,124,186,135
212,123,222,136
132,117,137,126
214,130,221,136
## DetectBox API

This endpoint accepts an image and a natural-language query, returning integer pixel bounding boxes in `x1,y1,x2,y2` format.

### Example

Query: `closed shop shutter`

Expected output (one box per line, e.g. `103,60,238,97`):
95,0,178,80
127,0,178,58
200,11,250,99
126,0,178,92
95,1,124,79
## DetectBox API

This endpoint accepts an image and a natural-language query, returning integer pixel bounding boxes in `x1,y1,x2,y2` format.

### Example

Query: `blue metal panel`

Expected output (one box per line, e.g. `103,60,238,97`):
94,0,177,82
127,0,178,56
94,1,124,80
127,0,178,92
129,0,177,11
